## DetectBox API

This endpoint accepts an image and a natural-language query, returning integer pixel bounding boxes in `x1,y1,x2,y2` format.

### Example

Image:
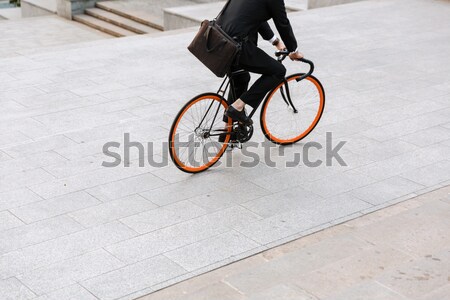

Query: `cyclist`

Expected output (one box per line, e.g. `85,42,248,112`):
218,0,304,126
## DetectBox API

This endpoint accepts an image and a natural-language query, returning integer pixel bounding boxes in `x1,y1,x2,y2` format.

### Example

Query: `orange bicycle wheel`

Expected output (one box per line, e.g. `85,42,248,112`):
260,74,325,145
169,93,232,173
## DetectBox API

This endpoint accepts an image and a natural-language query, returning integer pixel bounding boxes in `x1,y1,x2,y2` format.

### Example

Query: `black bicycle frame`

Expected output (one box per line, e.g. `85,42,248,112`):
194,69,242,135
196,52,315,136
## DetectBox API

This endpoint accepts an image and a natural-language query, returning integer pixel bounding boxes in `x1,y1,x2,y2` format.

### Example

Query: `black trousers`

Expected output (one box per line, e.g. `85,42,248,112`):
228,41,286,109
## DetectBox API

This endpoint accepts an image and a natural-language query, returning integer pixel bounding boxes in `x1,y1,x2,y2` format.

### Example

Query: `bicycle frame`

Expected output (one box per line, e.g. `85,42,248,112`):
193,69,243,136
196,52,315,137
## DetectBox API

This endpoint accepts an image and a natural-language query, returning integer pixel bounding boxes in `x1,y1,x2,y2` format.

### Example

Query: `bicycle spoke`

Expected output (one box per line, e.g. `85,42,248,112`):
262,76,324,143
170,94,230,171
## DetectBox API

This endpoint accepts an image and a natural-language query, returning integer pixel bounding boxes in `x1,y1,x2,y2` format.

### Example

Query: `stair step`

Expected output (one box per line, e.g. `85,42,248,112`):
96,1,164,31
73,14,137,37
85,8,160,34
163,1,301,31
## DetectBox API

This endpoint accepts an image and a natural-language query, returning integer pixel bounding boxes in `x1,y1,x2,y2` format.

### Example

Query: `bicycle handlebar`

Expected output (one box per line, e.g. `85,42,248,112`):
275,50,314,82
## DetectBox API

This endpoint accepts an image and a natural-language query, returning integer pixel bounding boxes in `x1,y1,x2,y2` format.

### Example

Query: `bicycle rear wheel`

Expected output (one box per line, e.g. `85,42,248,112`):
169,93,232,173
260,74,325,145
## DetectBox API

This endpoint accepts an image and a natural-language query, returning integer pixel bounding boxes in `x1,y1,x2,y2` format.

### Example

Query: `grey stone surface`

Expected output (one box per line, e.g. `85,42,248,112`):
349,176,425,205
0,215,83,255
164,231,260,271
308,0,365,9
0,277,36,300
0,211,24,232
22,0,56,18
0,0,449,299
0,188,43,211
17,249,124,295
0,7,21,20
0,221,137,280
10,191,101,224
164,2,223,30
69,194,157,227
105,217,230,263
302,170,376,198
32,284,97,300
163,0,306,31
241,186,323,218
0,152,67,177
0,15,109,58
399,160,450,187
85,173,167,202
0,168,56,193
194,205,263,230
119,200,208,233
81,255,186,300
139,186,450,300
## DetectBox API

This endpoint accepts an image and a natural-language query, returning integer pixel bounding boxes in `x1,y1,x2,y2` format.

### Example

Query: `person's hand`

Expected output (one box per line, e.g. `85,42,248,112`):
289,51,304,61
276,40,286,51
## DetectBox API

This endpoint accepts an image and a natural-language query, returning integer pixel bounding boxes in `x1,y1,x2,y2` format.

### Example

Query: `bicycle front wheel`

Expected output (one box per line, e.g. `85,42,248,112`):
169,93,232,173
260,74,325,145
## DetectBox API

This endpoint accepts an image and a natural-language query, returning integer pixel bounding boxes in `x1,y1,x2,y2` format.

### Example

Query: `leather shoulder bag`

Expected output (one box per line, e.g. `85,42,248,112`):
187,0,241,78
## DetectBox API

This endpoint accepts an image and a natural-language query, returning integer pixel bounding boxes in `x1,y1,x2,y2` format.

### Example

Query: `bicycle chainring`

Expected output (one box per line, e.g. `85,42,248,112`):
233,123,254,143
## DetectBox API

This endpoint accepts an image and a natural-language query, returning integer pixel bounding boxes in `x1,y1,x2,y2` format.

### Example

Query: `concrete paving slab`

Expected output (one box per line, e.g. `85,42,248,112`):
0,15,110,57
17,249,124,296
138,185,450,300
31,284,97,300
0,7,21,20
0,211,24,232
0,277,36,300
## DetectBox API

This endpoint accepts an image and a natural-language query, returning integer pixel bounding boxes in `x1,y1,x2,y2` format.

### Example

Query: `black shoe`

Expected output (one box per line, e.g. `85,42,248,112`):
225,106,253,126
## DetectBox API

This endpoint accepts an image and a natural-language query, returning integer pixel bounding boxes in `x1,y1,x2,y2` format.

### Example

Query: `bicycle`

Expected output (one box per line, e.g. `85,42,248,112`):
169,50,325,173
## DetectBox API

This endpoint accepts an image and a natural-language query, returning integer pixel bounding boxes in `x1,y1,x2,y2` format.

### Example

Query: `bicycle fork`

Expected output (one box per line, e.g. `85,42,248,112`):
280,80,299,113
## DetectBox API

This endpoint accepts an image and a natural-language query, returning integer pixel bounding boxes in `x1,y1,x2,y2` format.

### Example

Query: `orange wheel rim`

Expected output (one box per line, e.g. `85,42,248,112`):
262,76,324,144
170,95,232,173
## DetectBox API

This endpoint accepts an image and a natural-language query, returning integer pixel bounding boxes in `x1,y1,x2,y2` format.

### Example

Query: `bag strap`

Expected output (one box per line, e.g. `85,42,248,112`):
215,0,231,20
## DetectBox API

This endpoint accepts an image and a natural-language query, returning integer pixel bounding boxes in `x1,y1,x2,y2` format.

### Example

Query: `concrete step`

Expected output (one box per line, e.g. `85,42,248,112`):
73,14,137,37
285,0,309,11
96,1,164,31
85,8,160,34
164,2,224,31
0,7,21,20
21,0,57,18
164,1,304,31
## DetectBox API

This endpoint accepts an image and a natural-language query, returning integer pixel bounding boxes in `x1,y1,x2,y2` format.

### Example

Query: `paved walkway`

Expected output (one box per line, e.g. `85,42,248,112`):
0,0,449,300
0,15,110,58
138,185,450,300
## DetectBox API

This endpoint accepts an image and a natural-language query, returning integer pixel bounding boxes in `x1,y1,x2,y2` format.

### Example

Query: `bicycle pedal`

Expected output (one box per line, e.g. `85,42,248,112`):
227,141,242,150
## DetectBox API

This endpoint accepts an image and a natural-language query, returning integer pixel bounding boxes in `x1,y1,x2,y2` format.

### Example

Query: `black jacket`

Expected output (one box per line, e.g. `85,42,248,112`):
218,0,298,52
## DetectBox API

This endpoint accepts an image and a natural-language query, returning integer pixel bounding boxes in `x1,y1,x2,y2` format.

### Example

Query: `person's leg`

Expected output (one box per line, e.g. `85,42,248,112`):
232,43,286,111
223,43,285,132
227,70,251,105
222,69,250,124
220,71,250,142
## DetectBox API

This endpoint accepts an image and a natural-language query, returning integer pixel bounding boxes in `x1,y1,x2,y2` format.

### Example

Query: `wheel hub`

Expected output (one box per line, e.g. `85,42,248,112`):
194,128,210,139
